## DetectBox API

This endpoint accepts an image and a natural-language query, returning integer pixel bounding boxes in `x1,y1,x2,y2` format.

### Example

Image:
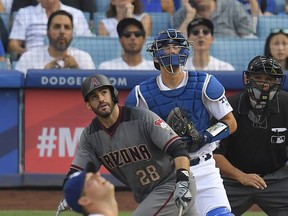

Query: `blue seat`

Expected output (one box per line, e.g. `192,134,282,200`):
0,12,10,32
150,12,172,36
93,12,106,34
275,0,285,14
256,16,287,39
95,0,109,12
210,38,265,71
71,36,122,67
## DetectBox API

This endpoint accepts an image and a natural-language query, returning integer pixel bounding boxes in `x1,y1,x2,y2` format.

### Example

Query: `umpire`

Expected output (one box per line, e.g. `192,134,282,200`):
214,55,288,216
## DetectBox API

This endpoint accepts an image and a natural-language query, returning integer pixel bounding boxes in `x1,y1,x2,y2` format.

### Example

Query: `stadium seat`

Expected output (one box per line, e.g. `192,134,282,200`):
95,0,109,12
83,11,91,23
150,12,172,36
0,12,10,32
275,0,286,14
72,36,122,67
93,12,106,34
210,38,265,71
256,16,287,39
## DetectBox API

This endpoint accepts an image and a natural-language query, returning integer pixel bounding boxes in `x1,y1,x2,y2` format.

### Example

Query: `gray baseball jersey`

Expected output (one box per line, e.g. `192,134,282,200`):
72,106,180,203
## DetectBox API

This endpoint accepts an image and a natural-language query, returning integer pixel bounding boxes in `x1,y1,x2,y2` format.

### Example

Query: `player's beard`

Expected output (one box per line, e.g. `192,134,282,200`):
92,101,116,118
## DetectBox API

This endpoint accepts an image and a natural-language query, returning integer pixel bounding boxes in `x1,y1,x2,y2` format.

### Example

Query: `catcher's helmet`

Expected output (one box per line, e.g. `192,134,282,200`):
243,55,286,107
81,74,119,103
147,29,190,72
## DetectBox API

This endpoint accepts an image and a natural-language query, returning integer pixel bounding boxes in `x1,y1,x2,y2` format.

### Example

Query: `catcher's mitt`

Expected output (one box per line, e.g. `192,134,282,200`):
166,107,203,152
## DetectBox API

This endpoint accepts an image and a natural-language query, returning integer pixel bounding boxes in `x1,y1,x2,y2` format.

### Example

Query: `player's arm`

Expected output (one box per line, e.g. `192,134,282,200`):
219,112,237,135
166,140,193,208
213,154,267,190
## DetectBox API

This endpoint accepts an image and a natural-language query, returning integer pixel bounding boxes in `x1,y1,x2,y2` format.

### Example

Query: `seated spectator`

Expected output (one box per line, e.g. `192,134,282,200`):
97,0,151,37
238,0,277,33
10,0,37,14
238,0,277,16
8,0,93,60
185,18,235,71
15,10,95,74
60,0,96,29
141,0,175,15
264,28,288,70
98,18,154,70
173,0,254,38
64,163,118,216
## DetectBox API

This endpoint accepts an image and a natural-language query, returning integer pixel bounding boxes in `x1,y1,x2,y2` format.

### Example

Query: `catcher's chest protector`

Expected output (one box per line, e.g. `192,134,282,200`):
139,72,210,132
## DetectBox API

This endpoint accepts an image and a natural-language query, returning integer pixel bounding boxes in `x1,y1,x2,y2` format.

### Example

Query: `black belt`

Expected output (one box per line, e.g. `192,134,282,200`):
190,153,212,166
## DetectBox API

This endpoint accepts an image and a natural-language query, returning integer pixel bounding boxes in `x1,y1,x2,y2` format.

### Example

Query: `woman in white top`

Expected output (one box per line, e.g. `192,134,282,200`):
97,0,151,37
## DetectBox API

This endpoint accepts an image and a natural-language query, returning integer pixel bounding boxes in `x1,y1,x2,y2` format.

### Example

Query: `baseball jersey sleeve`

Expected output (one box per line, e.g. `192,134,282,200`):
141,108,181,152
71,127,102,171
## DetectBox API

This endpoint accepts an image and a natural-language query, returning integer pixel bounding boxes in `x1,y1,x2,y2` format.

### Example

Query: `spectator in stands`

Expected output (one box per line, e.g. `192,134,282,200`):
238,0,277,16
98,18,154,70
10,0,37,14
185,18,235,71
60,0,96,30
264,28,288,70
15,10,95,74
8,0,93,60
97,0,151,37
238,0,277,33
141,0,175,15
63,163,118,216
173,0,254,38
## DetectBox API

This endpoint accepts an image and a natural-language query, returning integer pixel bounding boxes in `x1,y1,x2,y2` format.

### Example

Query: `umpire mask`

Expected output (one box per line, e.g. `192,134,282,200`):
243,55,285,109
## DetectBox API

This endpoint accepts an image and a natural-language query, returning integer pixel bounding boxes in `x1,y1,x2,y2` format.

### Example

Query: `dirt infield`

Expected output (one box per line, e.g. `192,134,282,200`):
0,188,137,211
0,188,262,212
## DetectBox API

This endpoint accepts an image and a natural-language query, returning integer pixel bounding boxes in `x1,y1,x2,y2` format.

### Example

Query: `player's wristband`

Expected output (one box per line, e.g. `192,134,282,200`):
176,168,189,182
203,122,230,143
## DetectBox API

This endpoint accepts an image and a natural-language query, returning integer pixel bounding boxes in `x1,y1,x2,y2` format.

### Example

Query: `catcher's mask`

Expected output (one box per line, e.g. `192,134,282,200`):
243,55,285,109
81,74,119,103
146,29,190,74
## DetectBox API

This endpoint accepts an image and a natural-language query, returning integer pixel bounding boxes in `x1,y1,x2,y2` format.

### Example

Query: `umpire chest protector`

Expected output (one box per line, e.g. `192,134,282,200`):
138,71,223,132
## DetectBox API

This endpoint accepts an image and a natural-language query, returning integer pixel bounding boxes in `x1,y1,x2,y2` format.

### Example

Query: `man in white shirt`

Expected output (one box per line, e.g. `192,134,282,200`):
98,18,154,70
185,18,235,71
15,10,95,75
8,0,93,59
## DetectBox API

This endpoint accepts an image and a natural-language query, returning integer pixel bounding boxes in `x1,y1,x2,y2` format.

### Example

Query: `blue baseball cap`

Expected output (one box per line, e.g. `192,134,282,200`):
64,171,86,213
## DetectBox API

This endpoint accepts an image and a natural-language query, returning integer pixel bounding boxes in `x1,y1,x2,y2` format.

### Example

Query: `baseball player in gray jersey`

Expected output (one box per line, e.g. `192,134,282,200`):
57,74,198,216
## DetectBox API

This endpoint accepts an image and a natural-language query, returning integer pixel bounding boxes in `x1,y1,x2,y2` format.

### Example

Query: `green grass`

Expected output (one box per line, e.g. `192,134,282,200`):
0,211,267,216
0,211,131,216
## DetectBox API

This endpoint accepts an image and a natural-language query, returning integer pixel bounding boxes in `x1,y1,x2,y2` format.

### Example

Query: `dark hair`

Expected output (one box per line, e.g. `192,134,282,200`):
47,10,73,30
106,0,143,18
264,31,288,70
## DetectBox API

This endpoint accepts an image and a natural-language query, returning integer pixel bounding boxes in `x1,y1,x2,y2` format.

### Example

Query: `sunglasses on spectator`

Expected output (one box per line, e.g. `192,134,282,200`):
191,29,211,36
122,31,145,38
271,28,288,34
